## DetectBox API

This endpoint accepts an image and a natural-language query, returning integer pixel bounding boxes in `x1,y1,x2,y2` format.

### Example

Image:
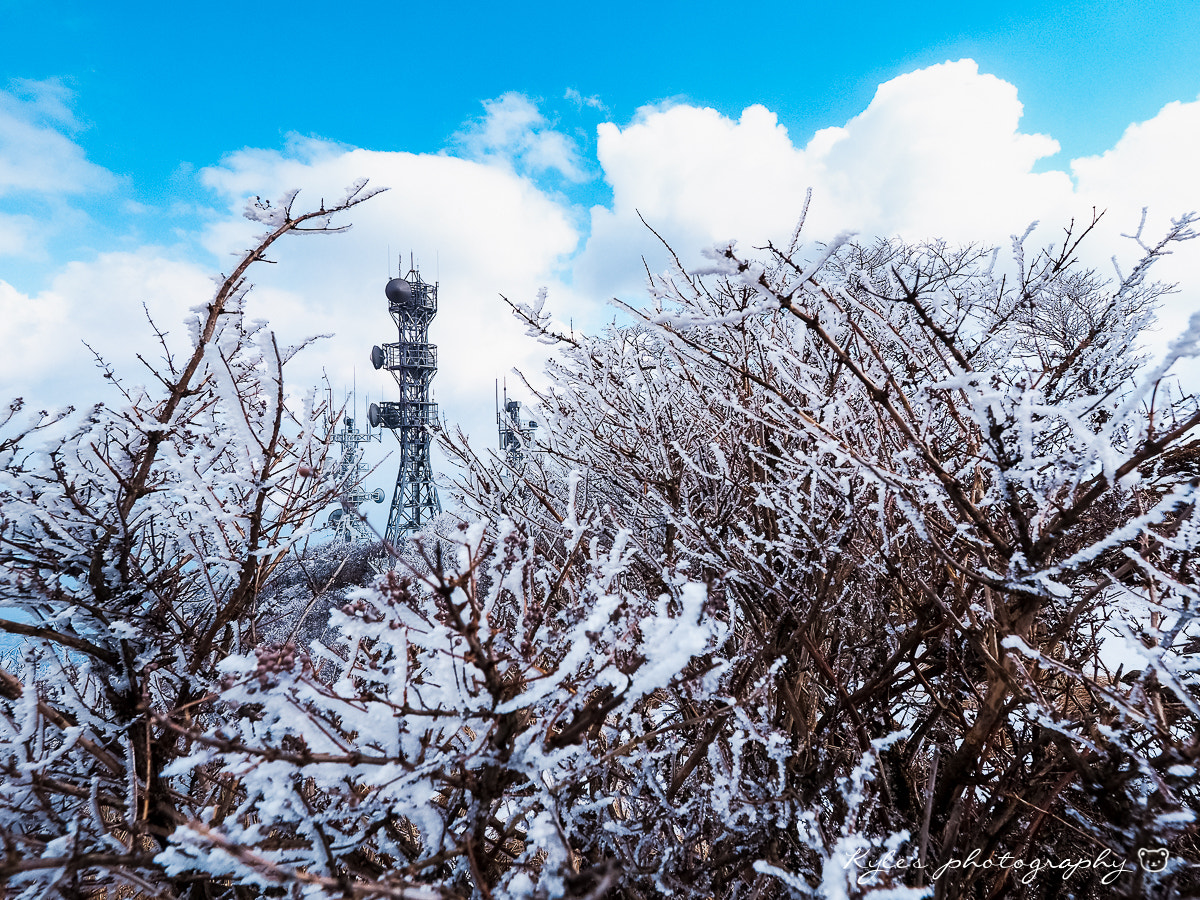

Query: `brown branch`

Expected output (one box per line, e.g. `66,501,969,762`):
0,618,120,665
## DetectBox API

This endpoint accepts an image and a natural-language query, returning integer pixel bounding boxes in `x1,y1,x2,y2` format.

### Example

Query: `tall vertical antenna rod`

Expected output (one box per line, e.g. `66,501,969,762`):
369,261,442,545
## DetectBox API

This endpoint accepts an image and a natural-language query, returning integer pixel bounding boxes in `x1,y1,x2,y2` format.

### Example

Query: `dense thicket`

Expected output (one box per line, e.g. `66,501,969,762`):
2,195,1198,900
437,213,1200,899
0,184,380,898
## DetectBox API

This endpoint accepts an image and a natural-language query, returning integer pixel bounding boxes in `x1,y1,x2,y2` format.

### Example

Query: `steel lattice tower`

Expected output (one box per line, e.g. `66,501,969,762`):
497,381,537,470
368,267,442,544
326,409,384,542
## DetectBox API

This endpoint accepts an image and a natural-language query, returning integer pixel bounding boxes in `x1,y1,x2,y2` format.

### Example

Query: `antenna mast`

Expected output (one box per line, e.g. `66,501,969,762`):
325,391,384,542
497,379,537,470
369,259,442,545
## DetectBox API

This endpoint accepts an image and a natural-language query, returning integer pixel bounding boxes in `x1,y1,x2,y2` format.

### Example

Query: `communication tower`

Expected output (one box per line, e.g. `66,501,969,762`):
326,406,385,542
369,264,442,545
497,381,537,469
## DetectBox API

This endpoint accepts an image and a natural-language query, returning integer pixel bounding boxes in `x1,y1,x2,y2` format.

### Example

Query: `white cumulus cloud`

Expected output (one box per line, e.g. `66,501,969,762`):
573,59,1198,385
0,78,115,198
454,92,588,182
0,79,119,262
0,250,213,408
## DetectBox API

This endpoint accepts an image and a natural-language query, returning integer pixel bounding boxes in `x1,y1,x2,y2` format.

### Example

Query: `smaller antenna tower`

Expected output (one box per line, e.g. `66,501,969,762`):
326,400,385,542
497,380,537,469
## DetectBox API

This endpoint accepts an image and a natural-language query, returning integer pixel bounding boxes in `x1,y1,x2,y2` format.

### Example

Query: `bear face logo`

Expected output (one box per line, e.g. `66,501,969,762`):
1138,848,1170,873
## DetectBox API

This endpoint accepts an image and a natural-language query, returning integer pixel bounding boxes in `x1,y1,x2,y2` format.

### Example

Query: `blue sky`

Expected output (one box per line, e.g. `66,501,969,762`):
4,0,1199,251
3,1,1200,527
5,1,1198,164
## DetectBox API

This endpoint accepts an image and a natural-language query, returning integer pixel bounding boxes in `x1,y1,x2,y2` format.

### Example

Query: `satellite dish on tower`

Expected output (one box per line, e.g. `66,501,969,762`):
370,345,385,369
368,402,382,428
385,278,413,306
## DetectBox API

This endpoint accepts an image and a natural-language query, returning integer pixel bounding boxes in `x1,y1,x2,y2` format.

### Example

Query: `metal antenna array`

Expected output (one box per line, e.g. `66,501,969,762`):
497,380,537,469
369,263,442,545
326,402,385,542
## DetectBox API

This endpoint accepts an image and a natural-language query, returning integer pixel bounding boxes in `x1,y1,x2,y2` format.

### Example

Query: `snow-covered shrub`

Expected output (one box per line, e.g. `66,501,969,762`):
4,192,1198,900
256,537,385,646
168,209,1200,899
159,515,728,898
0,184,381,897
435,211,1200,898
